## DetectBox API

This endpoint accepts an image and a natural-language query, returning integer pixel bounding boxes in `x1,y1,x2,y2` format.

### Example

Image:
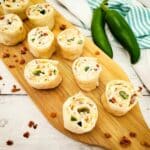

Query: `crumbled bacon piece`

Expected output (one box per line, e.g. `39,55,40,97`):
11,85,21,93
23,132,30,138
104,133,112,138
0,76,3,80
28,121,34,128
33,124,38,129
138,86,142,92
43,33,48,36
140,141,150,148
109,97,116,103
129,132,136,138
120,136,131,148
13,54,17,57
8,65,15,68
50,112,57,118
2,53,10,58
6,140,14,146
95,51,100,55
130,94,137,104
59,24,66,30
0,16,4,20
19,59,25,65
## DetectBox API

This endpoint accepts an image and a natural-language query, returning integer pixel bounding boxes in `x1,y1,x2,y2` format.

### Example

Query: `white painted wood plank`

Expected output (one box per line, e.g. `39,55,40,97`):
0,95,102,150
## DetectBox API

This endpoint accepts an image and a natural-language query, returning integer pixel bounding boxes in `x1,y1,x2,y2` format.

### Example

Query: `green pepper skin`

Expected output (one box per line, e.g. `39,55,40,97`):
104,9,140,64
91,7,113,58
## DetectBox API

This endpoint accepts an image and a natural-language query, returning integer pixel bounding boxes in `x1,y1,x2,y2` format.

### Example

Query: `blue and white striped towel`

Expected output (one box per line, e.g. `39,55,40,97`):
88,0,150,49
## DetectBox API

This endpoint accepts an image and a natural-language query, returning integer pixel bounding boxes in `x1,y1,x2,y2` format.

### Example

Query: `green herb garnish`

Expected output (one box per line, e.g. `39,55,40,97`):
39,9,46,14
77,40,83,44
32,70,44,76
67,37,75,42
119,91,129,99
71,116,77,121
31,38,35,42
84,66,89,72
53,69,57,75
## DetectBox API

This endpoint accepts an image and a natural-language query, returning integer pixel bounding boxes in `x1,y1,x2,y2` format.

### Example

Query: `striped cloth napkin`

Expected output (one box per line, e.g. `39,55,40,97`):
88,0,150,49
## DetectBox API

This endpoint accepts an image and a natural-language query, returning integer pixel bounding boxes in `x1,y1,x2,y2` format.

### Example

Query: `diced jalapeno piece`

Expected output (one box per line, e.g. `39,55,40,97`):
119,91,129,99
71,116,77,121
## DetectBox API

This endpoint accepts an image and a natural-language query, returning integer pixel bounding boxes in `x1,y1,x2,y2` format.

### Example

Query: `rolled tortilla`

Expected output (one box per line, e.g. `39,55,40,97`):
26,3,55,30
63,92,98,134
0,13,26,46
27,26,55,58
57,28,85,60
72,57,102,91
24,59,62,89
101,80,140,116
2,0,30,20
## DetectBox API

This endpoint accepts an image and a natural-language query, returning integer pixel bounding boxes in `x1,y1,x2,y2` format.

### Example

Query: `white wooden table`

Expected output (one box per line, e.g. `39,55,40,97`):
0,0,150,150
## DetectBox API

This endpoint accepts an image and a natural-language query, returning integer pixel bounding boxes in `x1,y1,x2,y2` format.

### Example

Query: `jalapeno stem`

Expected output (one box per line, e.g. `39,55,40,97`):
101,0,109,11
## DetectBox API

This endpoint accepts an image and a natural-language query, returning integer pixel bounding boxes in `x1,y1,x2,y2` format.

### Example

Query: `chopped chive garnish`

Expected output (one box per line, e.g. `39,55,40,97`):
77,40,82,44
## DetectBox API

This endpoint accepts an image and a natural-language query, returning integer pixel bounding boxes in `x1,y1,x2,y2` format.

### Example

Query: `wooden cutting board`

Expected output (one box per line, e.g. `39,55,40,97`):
0,0,150,149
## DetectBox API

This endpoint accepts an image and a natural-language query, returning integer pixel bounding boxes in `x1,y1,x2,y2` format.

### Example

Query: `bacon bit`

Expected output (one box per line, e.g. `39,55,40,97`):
19,59,25,65
23,131,30,138
138,86,142,92
33,124,38,129
15,59,19,63
104,133,112,138
28,121,34,128
120,136,131,148
140,141,150,148
11,85,21,93
0,16,4,20
21,49,26,55
96,64,99,67
59,24,66,30
13,54,17,57
129,132,136,138
50,112,57,118
2,53,10,58
8,65,15,68
0,76,3,80
130,94,137,104
95,51,100,55
6,140,14,146
43,32,48,36
109,97,116,103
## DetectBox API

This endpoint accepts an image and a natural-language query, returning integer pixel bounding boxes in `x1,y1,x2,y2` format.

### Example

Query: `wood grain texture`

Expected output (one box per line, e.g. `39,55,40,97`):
0,0,150,149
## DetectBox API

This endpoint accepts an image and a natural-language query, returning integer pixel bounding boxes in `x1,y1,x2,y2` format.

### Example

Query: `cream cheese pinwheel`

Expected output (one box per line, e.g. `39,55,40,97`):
63,92,98,134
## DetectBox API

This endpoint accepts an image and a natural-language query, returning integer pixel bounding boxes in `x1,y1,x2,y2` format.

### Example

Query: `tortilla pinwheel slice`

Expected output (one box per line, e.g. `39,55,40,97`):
0,13,26,46
24,59,62,89
72,57,102,91
63,92,98,134
101,80,141,116
2,0,30,20
57,28,85,60
26,3,55,30
27,26,55,58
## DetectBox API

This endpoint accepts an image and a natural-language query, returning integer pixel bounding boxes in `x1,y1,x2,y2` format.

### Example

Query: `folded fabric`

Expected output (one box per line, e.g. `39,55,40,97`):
88,0,150,49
